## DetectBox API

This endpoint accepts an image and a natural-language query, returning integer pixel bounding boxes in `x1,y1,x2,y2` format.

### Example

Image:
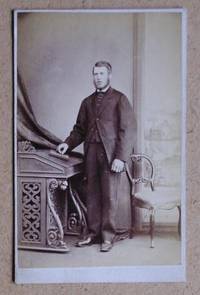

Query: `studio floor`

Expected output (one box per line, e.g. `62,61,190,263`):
18,231,181,268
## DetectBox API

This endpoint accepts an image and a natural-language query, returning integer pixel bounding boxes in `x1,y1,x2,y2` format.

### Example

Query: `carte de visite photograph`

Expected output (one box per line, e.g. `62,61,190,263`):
14,8,187,284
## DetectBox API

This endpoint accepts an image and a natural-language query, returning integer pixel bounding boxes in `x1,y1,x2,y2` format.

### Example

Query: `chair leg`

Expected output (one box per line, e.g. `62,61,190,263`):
149,208,155,248
129,199,136,239
177,205,181,237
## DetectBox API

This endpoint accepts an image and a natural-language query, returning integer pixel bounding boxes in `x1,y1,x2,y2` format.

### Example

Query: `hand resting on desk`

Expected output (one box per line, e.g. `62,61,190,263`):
57,142,69,155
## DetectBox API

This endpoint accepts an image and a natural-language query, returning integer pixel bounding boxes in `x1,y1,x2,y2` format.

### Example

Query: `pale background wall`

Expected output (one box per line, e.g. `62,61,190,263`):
137,13,181,224
18,12,134,145
141,13,181,188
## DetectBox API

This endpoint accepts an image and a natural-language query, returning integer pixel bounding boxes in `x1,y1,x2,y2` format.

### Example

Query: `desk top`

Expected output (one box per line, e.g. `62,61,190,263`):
17,149,84,178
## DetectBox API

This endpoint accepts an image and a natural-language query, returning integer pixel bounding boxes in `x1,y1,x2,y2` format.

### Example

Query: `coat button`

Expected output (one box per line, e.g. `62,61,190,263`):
96,118,99,121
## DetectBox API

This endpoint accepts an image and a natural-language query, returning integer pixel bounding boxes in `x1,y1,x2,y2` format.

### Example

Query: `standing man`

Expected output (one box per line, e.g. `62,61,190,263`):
57,61,135,252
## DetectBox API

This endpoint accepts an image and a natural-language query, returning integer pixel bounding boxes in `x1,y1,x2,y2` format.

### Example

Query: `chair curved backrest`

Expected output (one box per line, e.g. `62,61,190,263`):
125,153,155,195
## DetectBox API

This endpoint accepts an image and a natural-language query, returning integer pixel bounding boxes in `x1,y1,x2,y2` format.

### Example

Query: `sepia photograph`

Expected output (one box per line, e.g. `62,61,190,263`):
14,8,187,283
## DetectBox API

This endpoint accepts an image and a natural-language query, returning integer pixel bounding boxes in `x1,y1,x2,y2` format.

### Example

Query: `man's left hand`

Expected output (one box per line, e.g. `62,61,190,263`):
111,159,125,173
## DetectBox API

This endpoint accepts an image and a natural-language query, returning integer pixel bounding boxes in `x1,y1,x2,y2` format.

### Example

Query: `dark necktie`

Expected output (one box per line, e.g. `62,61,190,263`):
97,91,104,99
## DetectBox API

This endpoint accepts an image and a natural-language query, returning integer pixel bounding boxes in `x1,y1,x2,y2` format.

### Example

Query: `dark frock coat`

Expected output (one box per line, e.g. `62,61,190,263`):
65,87,135,165
65,87,135,241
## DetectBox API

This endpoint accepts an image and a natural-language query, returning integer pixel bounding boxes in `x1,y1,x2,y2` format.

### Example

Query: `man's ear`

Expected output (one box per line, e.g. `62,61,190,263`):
109,73,112,80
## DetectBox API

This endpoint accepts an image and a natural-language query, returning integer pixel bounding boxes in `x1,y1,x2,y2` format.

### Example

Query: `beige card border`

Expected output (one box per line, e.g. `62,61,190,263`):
0,0,198,294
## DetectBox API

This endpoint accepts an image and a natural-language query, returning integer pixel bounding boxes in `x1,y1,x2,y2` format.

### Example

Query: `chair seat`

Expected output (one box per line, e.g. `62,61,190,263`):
134,190,181,211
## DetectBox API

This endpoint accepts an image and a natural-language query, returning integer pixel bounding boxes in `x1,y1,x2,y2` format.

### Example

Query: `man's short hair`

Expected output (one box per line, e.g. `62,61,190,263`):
92,61,112,74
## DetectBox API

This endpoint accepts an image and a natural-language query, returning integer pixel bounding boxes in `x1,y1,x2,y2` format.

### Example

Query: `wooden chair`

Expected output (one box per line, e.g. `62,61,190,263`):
125,154,181,248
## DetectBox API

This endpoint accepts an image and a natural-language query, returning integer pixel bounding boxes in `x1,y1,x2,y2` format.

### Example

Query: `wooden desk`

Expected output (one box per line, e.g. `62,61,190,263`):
17,149,83,252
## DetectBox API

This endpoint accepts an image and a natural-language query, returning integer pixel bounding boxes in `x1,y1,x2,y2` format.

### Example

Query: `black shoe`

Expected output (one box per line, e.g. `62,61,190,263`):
76,236,94,247
100,240,113,252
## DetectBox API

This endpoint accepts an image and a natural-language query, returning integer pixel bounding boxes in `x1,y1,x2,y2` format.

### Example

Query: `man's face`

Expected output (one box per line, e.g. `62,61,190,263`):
93,66,111,90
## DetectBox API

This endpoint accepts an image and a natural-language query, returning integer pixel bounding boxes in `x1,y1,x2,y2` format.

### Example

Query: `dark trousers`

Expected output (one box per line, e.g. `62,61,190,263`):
85,143,120,242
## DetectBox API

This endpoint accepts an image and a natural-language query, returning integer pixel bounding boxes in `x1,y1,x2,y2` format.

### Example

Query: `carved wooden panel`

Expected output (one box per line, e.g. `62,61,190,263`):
22,182,41,242
18,177,46,247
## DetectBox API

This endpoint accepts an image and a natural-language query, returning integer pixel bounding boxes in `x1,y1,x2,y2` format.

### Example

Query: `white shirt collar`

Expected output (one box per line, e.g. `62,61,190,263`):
96,85,110,93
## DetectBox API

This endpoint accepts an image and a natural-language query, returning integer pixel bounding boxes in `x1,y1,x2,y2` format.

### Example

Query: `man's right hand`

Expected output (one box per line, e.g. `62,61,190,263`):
56,143,69,155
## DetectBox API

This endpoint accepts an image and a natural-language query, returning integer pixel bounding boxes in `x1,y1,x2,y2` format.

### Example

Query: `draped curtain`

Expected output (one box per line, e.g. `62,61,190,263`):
17,71,62,149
